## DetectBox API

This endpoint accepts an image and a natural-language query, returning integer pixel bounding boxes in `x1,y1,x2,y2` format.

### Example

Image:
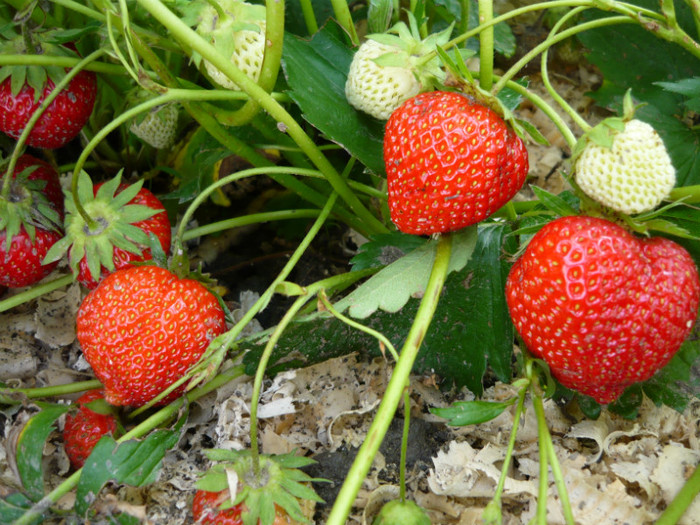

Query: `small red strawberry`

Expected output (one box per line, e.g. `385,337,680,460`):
0,154,64,288
63,389,118,469
384,91,529,235
0,41,97,149
192,490,295,525
76,265,227,407
43,171,172,289
505,215,700,403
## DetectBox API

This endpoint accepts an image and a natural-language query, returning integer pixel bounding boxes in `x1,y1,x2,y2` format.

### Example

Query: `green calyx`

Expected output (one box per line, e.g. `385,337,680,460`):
0,31,80,103
183,0,266,69
197,449,326,525
0,166,62,251
366,13,452,92
42,171,159,282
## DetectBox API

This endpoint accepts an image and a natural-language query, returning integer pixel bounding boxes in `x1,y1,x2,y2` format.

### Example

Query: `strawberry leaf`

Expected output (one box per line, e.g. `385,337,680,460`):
334,226,477,319
431,399,515,426
15,403,71,501
75,428,182,516
0,493,40,525
350,232,427,271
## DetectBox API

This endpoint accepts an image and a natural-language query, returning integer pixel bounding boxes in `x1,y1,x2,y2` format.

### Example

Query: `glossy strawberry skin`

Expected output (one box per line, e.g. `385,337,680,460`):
76,266,227,407
0,155,64,287
0,69,97,149
384,91,528,235
505,215,700,403
63,389,117,469
77,183,171,289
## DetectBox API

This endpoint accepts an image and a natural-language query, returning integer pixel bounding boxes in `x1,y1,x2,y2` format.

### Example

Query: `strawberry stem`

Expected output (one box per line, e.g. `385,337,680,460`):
0,379,103,404
655,462,700,525
326,233,454,525
478,0,495,91
298,0,319,34
0,275,74,313
331,0,360,45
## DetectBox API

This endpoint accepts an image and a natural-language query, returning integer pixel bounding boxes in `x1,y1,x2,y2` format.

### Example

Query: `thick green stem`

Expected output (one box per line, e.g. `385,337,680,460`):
331,0,360,45
533,395,550,525
222,0,286,126
182,209,322,241
478,0,495,90
655,462,700,525
0,274,73,313
134,0,386,236
325,233,454,525
0,380,103,405
298,0,319,34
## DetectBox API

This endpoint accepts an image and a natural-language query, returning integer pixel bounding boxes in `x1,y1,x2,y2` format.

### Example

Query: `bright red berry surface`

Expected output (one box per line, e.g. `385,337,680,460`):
384,91,529,235
192,490,244,525
0,68,97,149
63,389,117,469
77,183,172,289
505,215,700,403
76,265,227,407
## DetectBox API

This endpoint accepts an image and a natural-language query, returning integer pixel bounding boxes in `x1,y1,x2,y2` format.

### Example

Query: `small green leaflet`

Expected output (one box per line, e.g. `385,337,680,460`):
431,399,515,426
335,227,477,319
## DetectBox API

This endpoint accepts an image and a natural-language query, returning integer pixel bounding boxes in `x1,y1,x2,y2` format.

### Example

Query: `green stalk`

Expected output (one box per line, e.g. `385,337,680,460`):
325,233,454,525
182,209,322,241
492,16,635,94
222,0,286,126
535,393,575,524
0,380,103,405
670,185,700,203
134,0,387,236
533,395,550,525
331,0,360,45
540,6,592,133
0,55,127,74
13,364,246,525
298,0,319,34
655,462,700,525
0,274,73,313
478,0,495,90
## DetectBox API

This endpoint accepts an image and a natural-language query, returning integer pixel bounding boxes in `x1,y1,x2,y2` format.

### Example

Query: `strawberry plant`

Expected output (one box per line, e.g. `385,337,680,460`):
0,0,699,524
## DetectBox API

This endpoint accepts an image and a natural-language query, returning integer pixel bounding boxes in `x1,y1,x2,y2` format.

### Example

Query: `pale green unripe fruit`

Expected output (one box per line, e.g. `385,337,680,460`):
345,39,422,121
203,21,266,90
130,104,178,149
575,119,675,215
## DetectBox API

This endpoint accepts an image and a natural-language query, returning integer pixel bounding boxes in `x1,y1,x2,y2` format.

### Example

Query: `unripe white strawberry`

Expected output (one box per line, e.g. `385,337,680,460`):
575,119,675,215
345,39,422,121
345,18,451,120
130,104,178,149
195,0,266,90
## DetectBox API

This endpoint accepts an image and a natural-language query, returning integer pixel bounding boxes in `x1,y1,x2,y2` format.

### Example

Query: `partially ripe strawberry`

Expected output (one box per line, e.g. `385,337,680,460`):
130,103,179,149
0,43,97,149
76,265,227,407
505,215,700,403
384,91,529,235
195,0,267,90
345,20,450,120
575,119,675,215
373,499,431,525
63,389,118,469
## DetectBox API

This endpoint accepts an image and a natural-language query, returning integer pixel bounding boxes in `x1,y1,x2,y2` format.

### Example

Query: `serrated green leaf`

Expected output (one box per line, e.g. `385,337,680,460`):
335,227,477,319
643,338,700,410
530,185,578,217
16,403,71,501
195,469,229,492
75,429,180,516
350,233,427,271
431,399,514,426
656,77,700,97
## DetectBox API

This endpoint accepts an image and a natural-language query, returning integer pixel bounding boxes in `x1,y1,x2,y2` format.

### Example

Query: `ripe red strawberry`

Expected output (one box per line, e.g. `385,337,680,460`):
384,91,529,235
63,389,118,469
0,49,97,149
43,172,172,289
505,215,700,403
0,154,64,287
192,490,294,525
76,265,227,407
